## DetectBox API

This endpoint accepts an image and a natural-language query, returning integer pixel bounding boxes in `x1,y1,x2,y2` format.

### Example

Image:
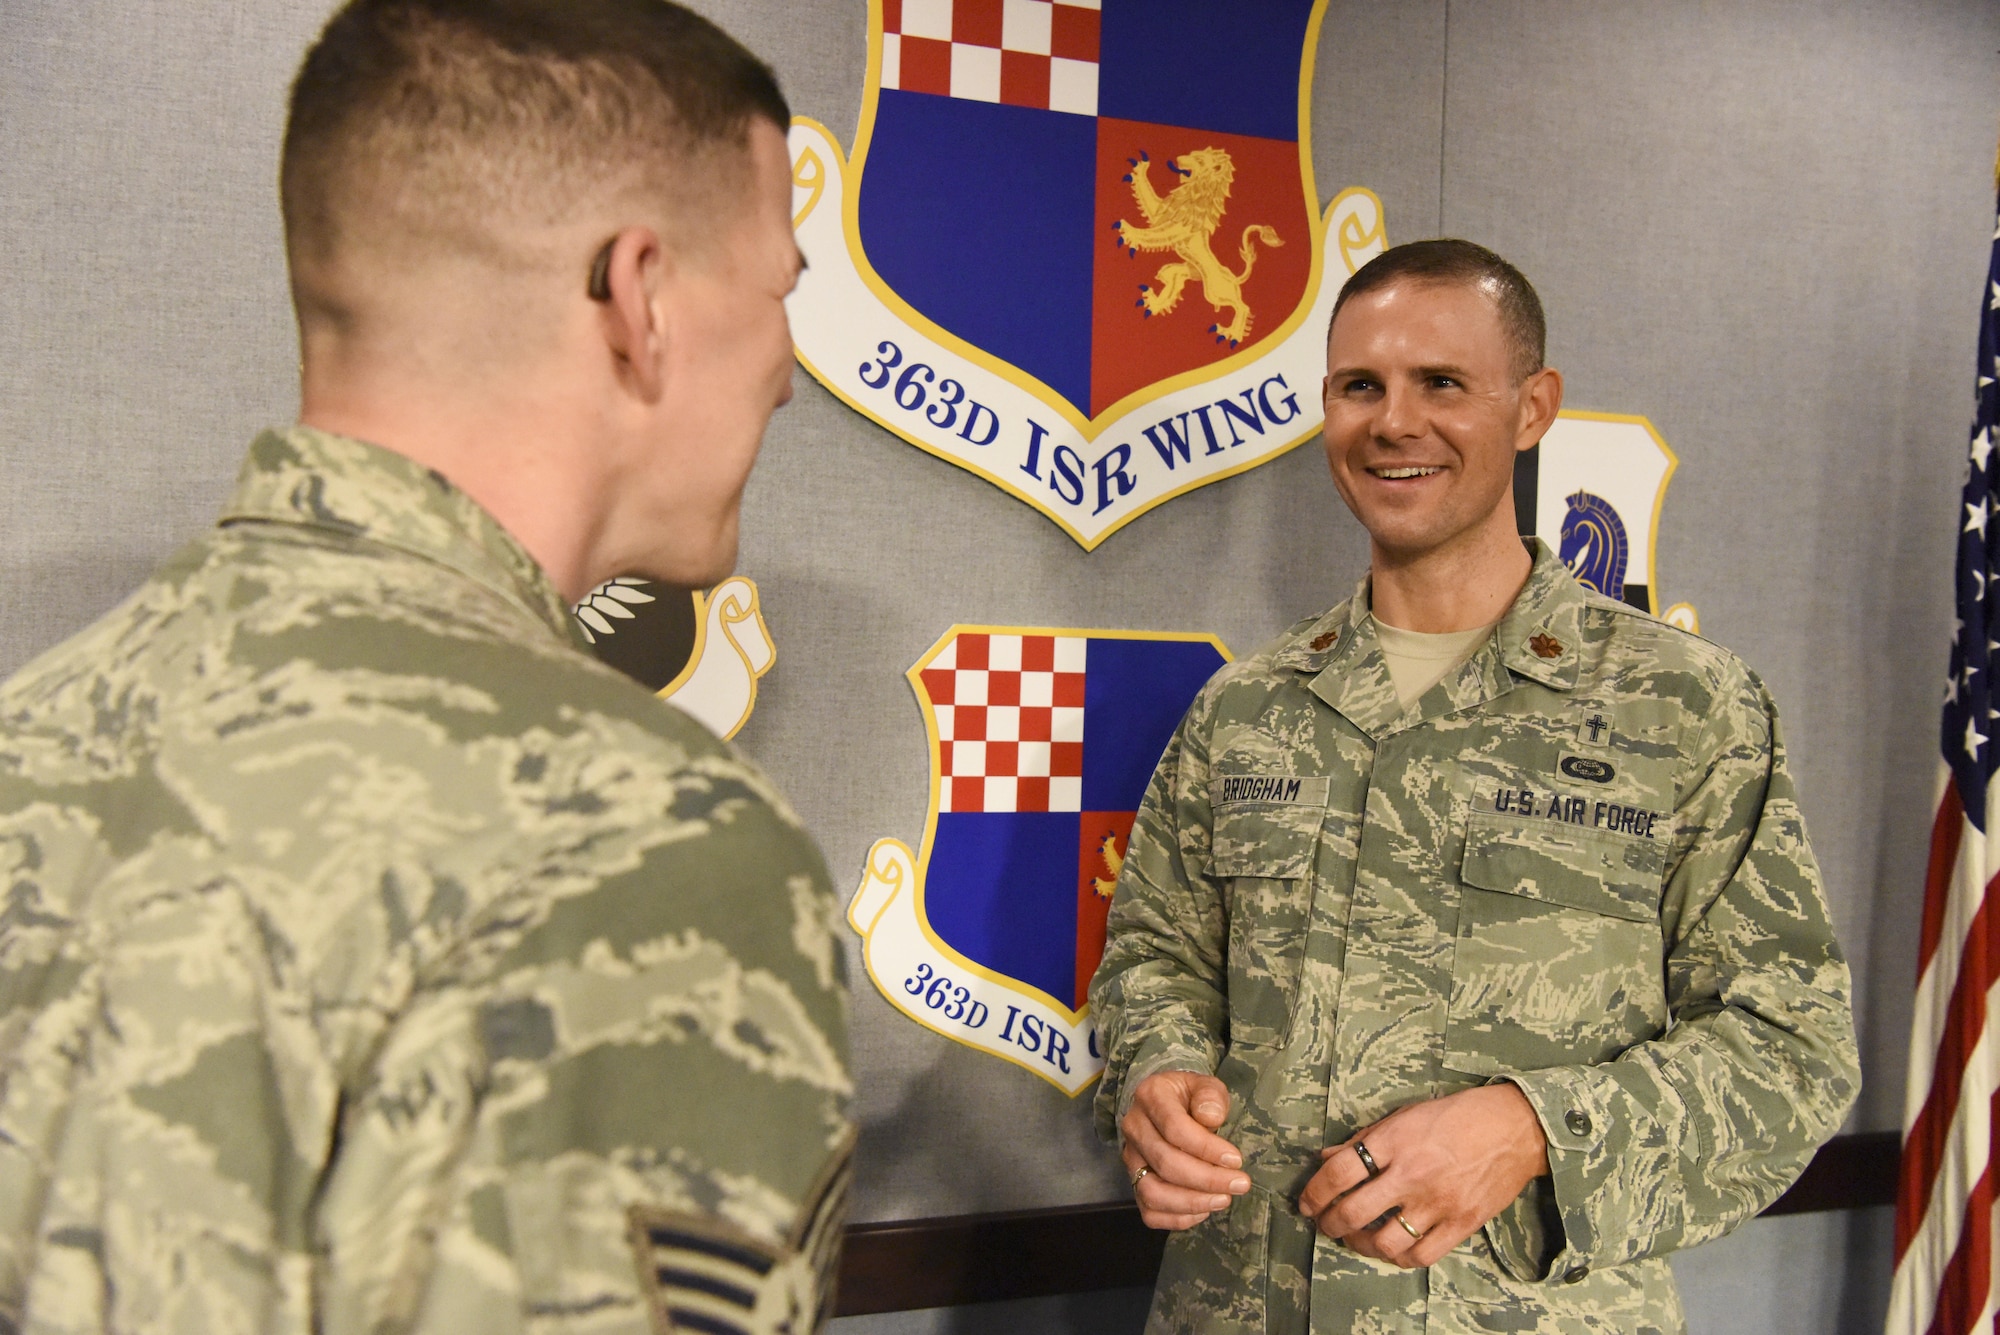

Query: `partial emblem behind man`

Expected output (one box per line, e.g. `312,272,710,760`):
850,626,1227,1095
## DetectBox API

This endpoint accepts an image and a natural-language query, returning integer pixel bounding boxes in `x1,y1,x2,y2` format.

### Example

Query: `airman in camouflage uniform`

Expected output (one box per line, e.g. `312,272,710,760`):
0,428,851,1335
0,1,848,1331
1090,241,1857,1333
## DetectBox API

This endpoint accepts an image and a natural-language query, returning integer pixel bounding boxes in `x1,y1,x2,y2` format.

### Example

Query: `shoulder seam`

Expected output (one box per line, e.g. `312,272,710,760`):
1582,596,1734,661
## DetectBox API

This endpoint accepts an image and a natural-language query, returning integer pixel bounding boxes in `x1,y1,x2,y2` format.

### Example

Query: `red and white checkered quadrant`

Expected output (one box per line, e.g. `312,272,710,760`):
920,633,1086,813
882,0,1101,116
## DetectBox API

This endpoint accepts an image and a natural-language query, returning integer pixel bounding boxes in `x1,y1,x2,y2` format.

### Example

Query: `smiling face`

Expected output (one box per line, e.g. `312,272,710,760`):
1321,278,1560,569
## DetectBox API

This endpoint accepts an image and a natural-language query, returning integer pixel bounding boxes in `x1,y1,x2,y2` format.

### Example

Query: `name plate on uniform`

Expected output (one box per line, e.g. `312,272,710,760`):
1212,774,1331,807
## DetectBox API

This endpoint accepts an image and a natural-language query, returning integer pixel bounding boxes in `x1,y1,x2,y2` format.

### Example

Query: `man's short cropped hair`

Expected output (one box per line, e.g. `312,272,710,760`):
281,0,789,302
1331,239,1547,381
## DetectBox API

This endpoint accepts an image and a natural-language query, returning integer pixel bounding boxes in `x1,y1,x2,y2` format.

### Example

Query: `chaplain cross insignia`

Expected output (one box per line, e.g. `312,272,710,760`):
1529,633,1565,659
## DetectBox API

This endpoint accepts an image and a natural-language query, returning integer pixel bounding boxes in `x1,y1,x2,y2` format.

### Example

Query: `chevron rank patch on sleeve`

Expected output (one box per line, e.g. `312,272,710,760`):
627,1140,851,1335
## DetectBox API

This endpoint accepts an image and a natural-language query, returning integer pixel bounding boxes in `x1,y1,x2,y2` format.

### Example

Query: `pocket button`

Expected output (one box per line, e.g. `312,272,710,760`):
1564,1265,1590,1284
1564,1110,1593,1137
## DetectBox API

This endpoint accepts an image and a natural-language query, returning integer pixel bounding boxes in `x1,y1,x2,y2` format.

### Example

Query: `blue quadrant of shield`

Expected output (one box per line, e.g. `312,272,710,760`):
918,632,1226,1009
861,92,1097,410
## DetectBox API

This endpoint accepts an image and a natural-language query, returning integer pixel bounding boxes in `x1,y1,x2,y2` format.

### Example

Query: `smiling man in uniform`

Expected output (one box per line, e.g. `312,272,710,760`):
1090,239,1858,1333
0,3,851,1332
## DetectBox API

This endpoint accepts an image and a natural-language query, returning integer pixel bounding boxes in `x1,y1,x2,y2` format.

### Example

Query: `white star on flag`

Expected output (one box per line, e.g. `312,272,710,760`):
1974,427,1995,471
1967,717,1987,758
1990,279,2000,310
1967,495,1992,538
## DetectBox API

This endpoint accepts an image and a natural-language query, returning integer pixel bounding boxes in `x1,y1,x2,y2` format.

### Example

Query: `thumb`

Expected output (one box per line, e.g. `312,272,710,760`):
1187,1075,1230,1127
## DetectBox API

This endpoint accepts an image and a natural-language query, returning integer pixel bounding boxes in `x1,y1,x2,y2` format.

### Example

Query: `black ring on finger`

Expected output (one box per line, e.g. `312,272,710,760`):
1352,1140,1381,1177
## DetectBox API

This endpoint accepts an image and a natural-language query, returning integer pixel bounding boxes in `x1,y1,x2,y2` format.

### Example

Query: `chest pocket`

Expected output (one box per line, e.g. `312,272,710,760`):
1441,813,1668,1077
1211,785,1325,1049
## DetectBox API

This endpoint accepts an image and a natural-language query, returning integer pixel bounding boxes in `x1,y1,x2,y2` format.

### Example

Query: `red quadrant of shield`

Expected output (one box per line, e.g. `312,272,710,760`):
1091,119,1313,419
1075,810,1136,1009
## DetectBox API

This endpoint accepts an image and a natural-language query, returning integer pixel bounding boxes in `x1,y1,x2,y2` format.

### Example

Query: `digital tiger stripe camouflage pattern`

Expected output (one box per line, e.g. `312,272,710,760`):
0,427,853,1335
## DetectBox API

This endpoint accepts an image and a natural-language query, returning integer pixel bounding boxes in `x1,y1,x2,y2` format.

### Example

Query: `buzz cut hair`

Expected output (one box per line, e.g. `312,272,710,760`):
1330,238,1547,381
281,0,790,305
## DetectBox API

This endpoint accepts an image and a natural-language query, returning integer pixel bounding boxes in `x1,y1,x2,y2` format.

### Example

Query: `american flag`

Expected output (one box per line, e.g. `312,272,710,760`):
1888,159,2000,1335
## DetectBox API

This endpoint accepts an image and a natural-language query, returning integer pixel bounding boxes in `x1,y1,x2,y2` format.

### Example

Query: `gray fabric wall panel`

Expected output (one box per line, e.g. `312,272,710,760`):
4,0,1996,1326
1671,1207,1895,1335
1437,0,2000,1134
1,0,319,674
1310,0,1446,237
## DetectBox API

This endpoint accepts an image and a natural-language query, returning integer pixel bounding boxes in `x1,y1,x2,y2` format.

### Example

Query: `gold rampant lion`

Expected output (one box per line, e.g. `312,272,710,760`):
1092,830,1126,900
1114,147,1282,347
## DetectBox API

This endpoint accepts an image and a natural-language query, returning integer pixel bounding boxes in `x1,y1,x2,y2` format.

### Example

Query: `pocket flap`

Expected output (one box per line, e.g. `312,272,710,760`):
1459,814,1662,922
1211,796,1324,879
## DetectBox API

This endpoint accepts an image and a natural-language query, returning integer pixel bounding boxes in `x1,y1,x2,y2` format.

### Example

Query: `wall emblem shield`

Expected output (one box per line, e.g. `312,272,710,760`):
849,626,1227,1093
1519,412,1698,631
572,576,775,739
787,0,1387,549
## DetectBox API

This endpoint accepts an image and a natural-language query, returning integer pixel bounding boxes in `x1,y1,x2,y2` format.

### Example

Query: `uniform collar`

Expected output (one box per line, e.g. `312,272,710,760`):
1488,539,1585,692
1283,540,1587,737
218,426,588,651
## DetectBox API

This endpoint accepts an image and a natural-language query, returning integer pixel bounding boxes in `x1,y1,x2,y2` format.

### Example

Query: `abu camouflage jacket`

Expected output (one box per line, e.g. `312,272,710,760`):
0,428,853,1335
1090,544,1858,1335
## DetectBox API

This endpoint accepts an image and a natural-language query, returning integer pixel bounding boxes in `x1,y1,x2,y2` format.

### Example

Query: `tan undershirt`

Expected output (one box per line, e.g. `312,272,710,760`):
1373,619,1500,710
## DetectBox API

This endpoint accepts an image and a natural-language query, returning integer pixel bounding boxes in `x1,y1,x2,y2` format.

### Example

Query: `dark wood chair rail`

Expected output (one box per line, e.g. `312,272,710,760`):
834,1129,1900,1316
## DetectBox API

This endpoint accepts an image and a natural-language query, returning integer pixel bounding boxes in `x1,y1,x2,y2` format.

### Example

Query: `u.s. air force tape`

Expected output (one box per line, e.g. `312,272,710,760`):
1210,774,1332,807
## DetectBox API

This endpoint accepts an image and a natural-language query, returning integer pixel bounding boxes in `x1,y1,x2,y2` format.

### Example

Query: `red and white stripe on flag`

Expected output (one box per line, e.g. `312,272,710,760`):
881,0,1101,116
921,633,1086,813
1890,778,2000,1334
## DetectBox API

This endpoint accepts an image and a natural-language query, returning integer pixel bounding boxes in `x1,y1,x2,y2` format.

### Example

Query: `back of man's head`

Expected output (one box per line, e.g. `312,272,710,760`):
281,0,788,337
1332,238,1546,382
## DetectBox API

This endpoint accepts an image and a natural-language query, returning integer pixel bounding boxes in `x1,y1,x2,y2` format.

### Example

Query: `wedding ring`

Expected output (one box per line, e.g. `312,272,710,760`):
1395,1213,1425,1242
1131,1165,1152,1188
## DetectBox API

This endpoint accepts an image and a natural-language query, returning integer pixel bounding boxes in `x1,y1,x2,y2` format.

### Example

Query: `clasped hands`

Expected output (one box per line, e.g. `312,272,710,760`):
1118,1070,1550,1268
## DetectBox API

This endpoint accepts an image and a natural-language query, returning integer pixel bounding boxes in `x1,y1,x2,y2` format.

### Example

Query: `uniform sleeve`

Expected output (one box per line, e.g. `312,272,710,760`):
313,752,854,1334
1090,688,1231,1143
1487,668,1860,1282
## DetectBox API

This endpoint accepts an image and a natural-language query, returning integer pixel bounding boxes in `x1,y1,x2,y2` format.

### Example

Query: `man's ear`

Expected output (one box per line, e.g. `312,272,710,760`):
1516,366,1564,451
596,225,669,401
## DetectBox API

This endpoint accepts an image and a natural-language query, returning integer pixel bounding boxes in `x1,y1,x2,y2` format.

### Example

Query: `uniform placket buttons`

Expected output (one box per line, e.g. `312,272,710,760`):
1559,1111,1593,1283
